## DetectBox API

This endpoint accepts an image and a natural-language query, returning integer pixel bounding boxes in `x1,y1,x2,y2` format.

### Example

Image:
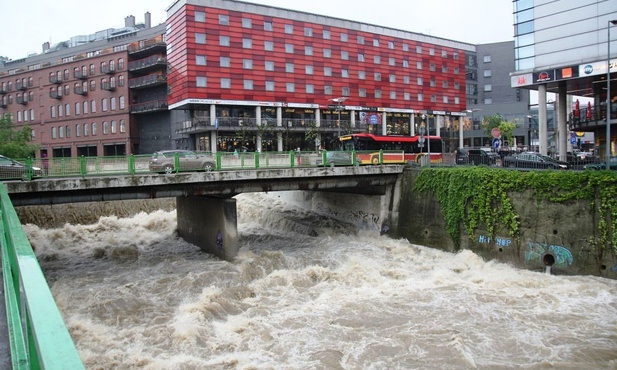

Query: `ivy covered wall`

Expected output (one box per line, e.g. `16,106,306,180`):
397,167,617,278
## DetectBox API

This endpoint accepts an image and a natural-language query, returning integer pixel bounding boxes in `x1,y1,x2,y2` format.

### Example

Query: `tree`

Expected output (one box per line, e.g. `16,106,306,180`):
482,114,516,149
0,115,39,158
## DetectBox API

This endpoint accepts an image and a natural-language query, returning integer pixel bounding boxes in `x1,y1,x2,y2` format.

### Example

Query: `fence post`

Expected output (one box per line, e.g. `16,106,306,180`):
128,154,135,175
80,156,87,177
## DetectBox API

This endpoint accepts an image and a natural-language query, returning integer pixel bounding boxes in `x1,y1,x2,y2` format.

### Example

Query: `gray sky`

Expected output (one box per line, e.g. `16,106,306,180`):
1,0,513,60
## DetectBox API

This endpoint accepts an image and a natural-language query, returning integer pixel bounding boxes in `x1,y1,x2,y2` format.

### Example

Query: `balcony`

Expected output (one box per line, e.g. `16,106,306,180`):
101,82,116,91
74,87,88,95
16,96,27,105
130,99,168,114
49,91,62,99
128,74,166,89
101,66,116,74
74,71,88,80
0,88,7,95
16,83,27,91
128,56,167,72
568,105,616,131
128,36,166,56
0,102,7,108
49,76,62,84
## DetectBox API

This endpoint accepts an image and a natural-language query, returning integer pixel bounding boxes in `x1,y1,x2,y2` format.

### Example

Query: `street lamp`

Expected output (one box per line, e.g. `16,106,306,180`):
606,20,617,169
329,97,348,136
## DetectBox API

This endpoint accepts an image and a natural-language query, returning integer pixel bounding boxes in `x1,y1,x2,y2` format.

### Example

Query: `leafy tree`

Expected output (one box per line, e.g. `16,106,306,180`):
482,114,516,149
0,115,39,158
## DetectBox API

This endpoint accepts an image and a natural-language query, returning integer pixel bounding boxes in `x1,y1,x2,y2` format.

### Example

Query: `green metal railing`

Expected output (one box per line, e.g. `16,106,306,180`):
8,150,403,181
1,183,84,369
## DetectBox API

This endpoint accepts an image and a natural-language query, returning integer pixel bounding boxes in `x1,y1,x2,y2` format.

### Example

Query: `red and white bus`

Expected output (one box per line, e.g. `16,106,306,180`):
336,133,444,164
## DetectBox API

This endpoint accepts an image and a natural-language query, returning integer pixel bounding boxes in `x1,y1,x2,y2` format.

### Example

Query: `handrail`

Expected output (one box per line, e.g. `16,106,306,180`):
0,184,84,369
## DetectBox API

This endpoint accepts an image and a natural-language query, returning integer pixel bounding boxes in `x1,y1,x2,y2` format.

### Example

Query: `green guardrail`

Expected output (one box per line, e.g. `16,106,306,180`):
0,184,84,369
4,150,403,181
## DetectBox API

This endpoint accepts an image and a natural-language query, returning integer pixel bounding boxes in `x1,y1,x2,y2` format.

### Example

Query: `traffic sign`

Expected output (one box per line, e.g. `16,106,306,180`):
491,127,501,138
492,138,501,149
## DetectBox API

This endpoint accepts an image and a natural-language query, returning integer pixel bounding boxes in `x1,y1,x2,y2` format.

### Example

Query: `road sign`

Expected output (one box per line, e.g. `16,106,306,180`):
492,138,501,149
570,137,577,145
491,127,501,138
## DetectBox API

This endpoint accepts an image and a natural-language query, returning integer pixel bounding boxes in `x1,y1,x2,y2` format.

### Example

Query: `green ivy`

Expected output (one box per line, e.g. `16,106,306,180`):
414,167,617,255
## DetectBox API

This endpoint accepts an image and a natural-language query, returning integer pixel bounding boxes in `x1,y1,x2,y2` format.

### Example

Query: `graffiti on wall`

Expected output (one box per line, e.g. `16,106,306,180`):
477,235,512,248
525,242,573,267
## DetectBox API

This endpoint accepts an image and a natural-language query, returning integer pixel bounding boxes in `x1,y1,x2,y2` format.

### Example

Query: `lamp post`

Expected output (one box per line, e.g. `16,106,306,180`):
329,97,348,137
607,20,617,169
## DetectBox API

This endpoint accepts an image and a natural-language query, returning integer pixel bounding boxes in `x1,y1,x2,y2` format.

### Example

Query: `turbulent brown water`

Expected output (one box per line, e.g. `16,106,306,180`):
20,193,617,369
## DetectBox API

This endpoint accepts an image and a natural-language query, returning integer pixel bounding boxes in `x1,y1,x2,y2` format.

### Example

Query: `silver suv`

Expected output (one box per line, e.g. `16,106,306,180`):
148,150,216,174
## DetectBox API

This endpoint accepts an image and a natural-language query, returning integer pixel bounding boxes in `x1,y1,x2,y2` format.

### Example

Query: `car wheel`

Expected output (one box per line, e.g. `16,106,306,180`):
164,165,174,174
203,162,215,172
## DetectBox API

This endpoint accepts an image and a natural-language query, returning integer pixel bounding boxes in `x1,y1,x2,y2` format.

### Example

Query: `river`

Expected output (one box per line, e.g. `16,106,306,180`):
22,192,617,369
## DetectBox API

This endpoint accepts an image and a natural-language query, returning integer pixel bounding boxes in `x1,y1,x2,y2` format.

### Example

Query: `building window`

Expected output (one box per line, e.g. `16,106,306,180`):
403,60,409,68
442,64,448,73
91,100,96,113
220,35,230,46
242,38,252,48
284,24,293,34
304,27,312,37
324,85,332,95
341,51,349,60
484,70,492,77
416,45,422,54
196,76,207,87
388,41,394,49
103,121,109,134
102,98,108,112
430,94,437,102
389,57,395,66
221,78,231,88
358,71,366,80
342,69,349,78
418,93,424,102
285,63,294,73
373,38,379,47
264,21,273,31
403,43,409,52
323,49,331,58
404,92,410,101
220,57,230,67
110,97,116,110
342,87,350,96
430,77,436,87
484,84,492,91
195,11,205,22
285,44,294,53
83,123,89,137
359,88,366,97
306,84,314,93
242,18,251,28
417,61,423,69
403,76,410,84
286,83,295,92
196,33,206,44
340,33,348,42
196,55,206,65
417,77,423,86
390,91,396,99
75,124,81,137
305,65,314,74
443,96,449,103
453,52,459,60
120,120,126,133
323,29,330,39
265,61,274,71
429,48,435,56
389,74,396,83
454,82,460,90
243,59,253,69
265,81,274,91
264,41,274,51
483,55,491,63
443,81,449,88
219,15,229,25
324,67,332,76
305,45,313,55
375,90,381,98
357,35,364,44
484,98,492,104
244,80,253,90
374,72,381,81
358,53,365,62
429,63,436,72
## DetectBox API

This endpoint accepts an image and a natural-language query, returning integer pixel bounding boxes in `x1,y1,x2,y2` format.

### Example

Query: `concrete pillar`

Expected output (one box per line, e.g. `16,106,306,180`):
558,83,568,161
210,104,217,152
436,115,441,138
277,107,283,151
459,115,464,149
255,106,262,152
176,196,238,261
538,84,548,155
410,114,415,136
382,112,387,135
350,110,356,128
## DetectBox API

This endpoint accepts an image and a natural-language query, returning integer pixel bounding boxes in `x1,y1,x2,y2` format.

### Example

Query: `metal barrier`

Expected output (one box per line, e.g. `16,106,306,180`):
0,184,84,369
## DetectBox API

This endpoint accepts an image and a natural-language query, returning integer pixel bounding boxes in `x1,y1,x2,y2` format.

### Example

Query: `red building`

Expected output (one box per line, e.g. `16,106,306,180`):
166,0,475,152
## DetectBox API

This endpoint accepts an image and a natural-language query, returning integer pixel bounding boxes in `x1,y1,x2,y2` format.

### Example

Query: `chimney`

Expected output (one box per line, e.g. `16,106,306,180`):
42,42,50,53
145,12,151,29
125,15,136,28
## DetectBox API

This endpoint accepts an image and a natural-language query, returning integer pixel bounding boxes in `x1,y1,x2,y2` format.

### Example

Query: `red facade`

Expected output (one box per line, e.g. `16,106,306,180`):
167,2,468,113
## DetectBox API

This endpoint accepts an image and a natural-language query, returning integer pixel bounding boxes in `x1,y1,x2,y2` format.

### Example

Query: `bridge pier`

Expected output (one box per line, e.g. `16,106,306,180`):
176,196,238,261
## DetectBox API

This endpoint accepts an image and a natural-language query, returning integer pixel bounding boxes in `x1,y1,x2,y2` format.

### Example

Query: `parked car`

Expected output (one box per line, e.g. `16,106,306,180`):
583,156,617,170
502,152,569,170
149,150,216,174
564,152,600,169
0,155,43,180
316,151,359,166
455,148,498,166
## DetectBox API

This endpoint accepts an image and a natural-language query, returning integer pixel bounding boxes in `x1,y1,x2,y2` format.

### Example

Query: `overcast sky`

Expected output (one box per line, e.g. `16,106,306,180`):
1,0,513,60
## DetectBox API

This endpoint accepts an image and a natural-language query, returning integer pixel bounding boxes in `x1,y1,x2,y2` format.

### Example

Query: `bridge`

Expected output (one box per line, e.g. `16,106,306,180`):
1,153,405,369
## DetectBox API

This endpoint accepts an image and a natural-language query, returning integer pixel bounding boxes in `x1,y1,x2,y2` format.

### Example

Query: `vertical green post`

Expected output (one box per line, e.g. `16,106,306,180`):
216,152,221,170
290,151,295,167
128,154,135,175
379,149,384,164
79,156,87,177
255,152,260,168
